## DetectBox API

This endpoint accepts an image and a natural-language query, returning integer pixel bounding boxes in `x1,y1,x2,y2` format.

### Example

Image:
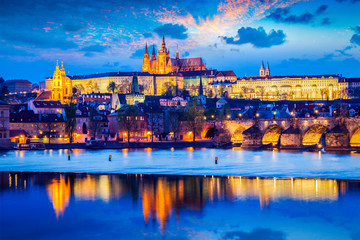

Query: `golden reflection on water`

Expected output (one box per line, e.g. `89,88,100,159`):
5,173,350,229
46,175,70,219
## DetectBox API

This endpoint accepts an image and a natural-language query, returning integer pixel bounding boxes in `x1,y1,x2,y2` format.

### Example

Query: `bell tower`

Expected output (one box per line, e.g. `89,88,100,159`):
260,61,265,77
142,43,151,73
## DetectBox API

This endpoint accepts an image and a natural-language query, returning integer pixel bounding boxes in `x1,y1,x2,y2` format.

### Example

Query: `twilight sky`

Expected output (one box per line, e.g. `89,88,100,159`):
0,0,359,83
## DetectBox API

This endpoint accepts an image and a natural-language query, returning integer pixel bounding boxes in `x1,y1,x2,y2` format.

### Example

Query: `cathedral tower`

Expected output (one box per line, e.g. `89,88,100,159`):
157,35,170,74
142,43,151,72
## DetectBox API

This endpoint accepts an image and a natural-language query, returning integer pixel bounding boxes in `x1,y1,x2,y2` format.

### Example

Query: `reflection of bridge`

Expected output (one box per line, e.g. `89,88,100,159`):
205,117,360,150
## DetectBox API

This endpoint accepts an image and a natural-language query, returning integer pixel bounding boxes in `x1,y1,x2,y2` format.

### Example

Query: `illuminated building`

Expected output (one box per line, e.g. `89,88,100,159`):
142,36,206,74
45,61,73,104
231,62,348,100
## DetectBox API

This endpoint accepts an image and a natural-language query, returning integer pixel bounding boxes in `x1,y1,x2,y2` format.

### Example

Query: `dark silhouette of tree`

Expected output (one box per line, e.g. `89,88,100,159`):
117,105,140,143
82,122,88,134
64,103,77,143
184,99,204,142
107,81,117,93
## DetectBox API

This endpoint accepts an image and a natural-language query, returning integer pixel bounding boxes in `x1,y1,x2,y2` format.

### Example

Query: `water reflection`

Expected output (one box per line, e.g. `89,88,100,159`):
2,172,359,233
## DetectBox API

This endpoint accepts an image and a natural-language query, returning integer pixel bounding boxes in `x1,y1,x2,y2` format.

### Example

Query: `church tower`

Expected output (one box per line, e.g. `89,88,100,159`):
157,35,170,74
265,62,270,76
260,61,265,77
142,43,151,73
176,44,179,60
51,61,72,104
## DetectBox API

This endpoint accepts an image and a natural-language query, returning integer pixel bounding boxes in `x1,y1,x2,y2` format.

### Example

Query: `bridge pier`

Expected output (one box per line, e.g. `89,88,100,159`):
325,125,350,151
241,126,263,149
280,126,302,150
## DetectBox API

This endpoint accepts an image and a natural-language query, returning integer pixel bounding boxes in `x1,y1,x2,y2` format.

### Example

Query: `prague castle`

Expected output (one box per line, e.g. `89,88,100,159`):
43,48,350,102
142,36,206,74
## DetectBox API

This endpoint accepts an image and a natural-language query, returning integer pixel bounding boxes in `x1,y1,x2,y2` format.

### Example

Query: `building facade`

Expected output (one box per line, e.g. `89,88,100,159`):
231,63,348,100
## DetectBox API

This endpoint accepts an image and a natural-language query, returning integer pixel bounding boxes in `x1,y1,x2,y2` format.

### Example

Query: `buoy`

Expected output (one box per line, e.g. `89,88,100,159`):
68,153,70,160
109,155,112,161
215,156,218,164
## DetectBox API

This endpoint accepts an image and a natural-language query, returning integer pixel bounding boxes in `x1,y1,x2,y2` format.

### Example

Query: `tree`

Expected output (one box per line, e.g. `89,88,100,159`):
184,99,204,142
0,85,9,100
207,89,213,98
139,84,145,94
107,81,117,93
168,107,181,142
88,108,103,139
219,83,226,97
82,122,88,134
117,82,131,94
117,105,140,143
64,103,77,143
163,82,175,96
73,84,85,94
320,88,329,100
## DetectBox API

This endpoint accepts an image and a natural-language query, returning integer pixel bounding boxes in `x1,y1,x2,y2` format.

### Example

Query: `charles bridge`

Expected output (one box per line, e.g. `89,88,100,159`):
205,117,360,151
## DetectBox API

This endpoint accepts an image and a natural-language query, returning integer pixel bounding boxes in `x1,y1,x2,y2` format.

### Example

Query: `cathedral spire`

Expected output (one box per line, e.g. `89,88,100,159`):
176,44,179,60
56,60,59,70
260,61,265,77
160,35,166,53
265,62,270,76
144,43,148,54
151,45,156,61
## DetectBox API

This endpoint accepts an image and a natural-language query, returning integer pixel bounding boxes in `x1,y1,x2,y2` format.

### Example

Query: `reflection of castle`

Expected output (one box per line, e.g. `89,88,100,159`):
142,36,206,74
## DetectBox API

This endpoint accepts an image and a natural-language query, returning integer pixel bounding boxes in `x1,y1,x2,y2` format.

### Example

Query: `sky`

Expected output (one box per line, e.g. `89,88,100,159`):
0,0,359,83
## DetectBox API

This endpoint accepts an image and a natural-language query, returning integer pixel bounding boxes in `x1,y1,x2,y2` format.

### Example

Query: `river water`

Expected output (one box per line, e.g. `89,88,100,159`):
0,148,359,179
0,149,360,239
0,172,360,240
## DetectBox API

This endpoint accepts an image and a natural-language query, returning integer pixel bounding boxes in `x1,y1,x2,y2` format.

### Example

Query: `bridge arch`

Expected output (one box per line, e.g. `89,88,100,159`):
231,126,247,143
302,125,328,146
262,125,284,145
350,125,360,147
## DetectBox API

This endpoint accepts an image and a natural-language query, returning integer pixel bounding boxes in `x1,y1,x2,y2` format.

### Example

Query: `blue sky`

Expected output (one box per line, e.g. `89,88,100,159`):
0,0,359,83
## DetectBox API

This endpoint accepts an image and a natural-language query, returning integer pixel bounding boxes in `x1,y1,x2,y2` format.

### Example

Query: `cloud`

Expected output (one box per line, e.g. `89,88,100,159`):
102,62,120,68
222,228,286,240
350,26,360,46
267,5,327,24
221,27,286,48
130,48,145,59
143,32,152,38
80,44,109,52
154,23,188,39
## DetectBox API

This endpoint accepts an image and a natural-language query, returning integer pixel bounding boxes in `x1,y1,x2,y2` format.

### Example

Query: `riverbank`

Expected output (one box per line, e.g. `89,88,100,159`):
43,140,215,149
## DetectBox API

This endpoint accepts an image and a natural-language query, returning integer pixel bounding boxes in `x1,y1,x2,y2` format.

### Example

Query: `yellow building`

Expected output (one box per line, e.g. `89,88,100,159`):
45,61,72,104
231,63,348,100
142,36,206,74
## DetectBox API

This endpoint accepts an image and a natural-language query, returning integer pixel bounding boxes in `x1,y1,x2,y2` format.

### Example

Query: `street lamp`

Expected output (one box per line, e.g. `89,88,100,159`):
273,111,276,119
